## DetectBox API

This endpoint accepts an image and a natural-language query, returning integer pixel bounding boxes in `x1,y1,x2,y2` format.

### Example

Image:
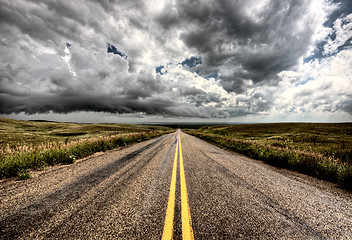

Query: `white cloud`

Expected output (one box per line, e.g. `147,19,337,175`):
274,45,352,116
324,13,352,55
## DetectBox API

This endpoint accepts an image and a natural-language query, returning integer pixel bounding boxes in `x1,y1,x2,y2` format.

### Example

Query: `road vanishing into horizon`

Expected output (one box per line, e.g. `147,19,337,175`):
1,130,352,239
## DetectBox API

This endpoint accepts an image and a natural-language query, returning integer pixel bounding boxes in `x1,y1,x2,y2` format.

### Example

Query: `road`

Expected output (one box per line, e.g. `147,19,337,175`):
1,130,351,239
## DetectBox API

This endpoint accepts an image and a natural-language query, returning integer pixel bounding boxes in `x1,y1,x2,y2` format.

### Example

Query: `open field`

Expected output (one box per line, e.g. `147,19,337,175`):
0,118,172,179
185,123,352,189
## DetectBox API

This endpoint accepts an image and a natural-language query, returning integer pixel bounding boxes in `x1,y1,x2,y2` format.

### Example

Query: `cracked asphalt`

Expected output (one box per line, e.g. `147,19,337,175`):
1,131,351,239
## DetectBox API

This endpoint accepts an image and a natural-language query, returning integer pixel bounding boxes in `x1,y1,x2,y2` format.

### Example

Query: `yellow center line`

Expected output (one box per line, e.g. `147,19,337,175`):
162,134,178,240
162,131,194,240
178,133,195,240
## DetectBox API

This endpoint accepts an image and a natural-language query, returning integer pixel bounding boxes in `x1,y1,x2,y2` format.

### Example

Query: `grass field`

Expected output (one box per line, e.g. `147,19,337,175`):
185,123,352,189
0,118,172,179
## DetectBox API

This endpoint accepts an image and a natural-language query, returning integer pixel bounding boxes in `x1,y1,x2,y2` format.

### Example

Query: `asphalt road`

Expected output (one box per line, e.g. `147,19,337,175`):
1,130,351,239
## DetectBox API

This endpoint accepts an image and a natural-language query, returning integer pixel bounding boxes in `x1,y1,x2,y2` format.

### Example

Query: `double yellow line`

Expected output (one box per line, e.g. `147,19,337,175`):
162,131,194,240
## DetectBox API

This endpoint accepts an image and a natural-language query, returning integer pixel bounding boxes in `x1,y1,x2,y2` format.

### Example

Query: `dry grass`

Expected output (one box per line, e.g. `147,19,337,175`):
0,118,172,179
185,123,352,189
1,132,142,157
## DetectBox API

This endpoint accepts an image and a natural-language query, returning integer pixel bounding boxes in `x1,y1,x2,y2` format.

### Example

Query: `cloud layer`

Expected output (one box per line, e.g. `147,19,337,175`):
0,0,351,121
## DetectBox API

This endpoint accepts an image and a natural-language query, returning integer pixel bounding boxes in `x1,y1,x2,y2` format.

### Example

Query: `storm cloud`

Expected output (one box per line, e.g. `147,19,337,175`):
158,0,334,93
0,0,351,121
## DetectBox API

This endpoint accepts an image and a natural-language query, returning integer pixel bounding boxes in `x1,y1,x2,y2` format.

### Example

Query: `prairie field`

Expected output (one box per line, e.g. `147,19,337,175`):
185,123,352,189
0,118,172,179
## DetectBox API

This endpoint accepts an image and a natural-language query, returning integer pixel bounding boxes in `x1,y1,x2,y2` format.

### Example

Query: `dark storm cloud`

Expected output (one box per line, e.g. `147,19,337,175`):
0,1,90,44
0,64,179,116
0,0,147,59
178,86,222,107
122,71,166,99
341,96,352,115
157,0,325,93
0,93,175,115
188,93,222,107
0,91,229,118
0,0,167,116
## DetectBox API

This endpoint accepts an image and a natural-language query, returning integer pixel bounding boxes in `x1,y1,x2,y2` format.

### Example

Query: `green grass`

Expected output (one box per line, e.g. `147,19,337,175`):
0,118,170,149
0,118,172,179
18,170,32,180
185,123,352,189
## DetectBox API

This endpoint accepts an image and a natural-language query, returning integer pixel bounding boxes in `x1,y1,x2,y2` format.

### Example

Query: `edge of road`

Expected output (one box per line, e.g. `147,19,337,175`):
183,131,352,197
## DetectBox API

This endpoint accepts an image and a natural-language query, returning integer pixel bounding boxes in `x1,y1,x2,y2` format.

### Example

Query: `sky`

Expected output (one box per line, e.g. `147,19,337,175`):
0,0,351,123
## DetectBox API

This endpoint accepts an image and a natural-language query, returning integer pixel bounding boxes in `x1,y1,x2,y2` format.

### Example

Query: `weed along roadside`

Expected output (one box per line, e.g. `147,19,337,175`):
184,123,352,190
0,118,173,180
